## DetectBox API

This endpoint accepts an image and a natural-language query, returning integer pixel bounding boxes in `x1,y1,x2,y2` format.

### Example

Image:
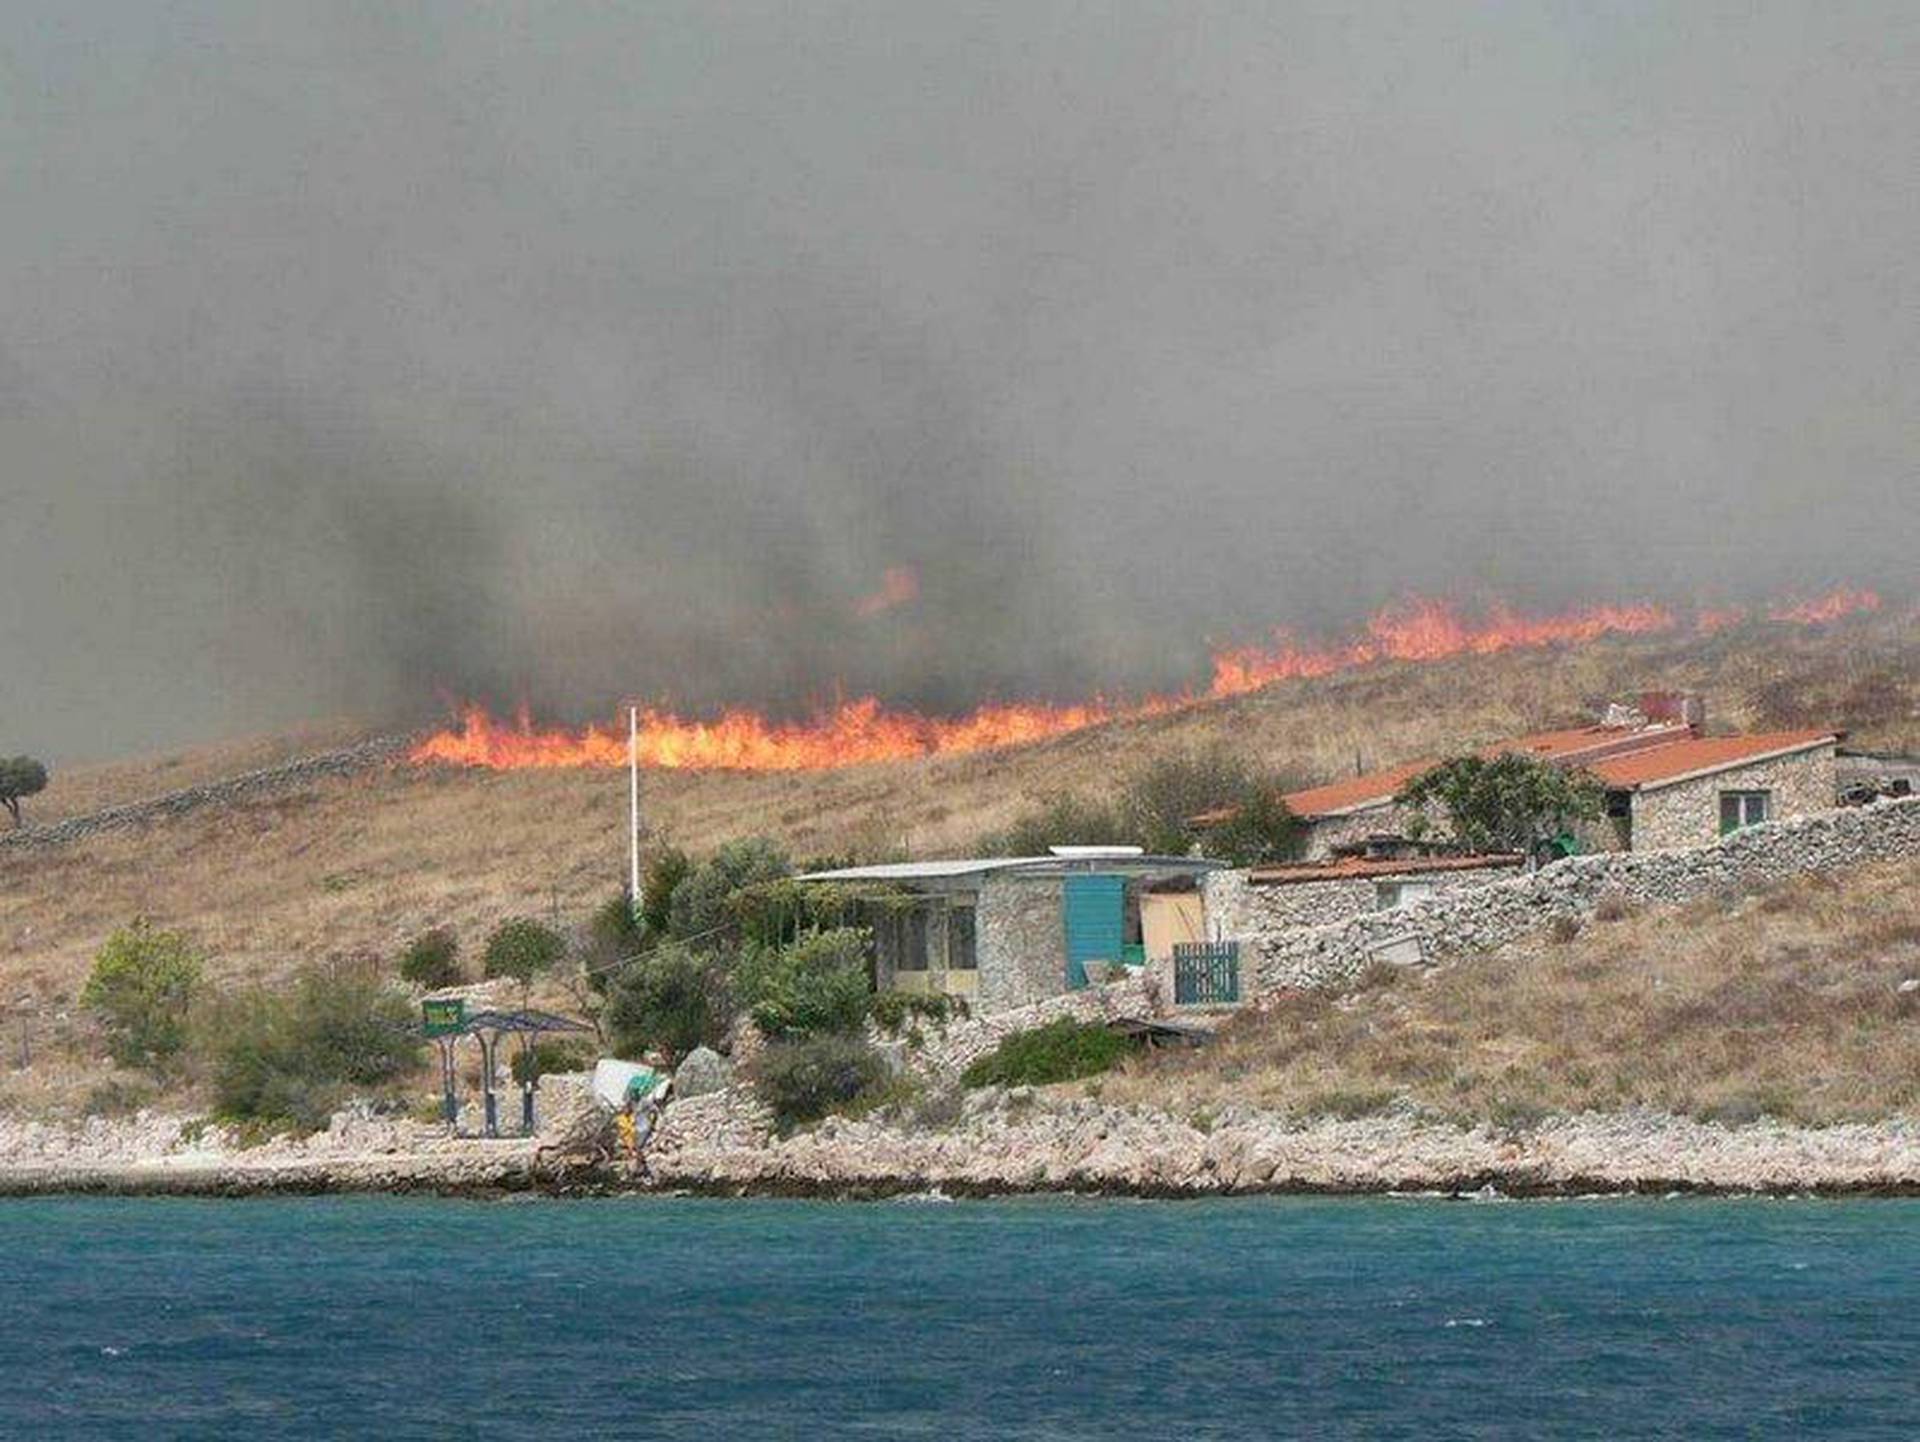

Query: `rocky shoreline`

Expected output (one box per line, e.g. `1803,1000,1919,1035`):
8,1089,1920,1200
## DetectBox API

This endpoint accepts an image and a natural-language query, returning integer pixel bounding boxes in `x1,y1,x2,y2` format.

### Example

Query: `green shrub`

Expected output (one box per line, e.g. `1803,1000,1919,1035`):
737,928,872,1040
869,989,968,1033
751,1033,890,1129
203,962,422,1132
639,847,692,940
579,893,644,995
1119,748,1282,856
398,927,464,988
666,837,791,945
979,751,1301,862
1203,787,1305,866
961,1019,1134,1089
483,917,566,986
80,920,204,1069
603,944,725,1064
82,1077,155,1117
510,1038,597,1085
982,792,1130,857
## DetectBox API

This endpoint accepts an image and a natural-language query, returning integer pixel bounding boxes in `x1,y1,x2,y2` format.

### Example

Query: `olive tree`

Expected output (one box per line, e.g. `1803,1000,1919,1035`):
1396,752,1604,856
0,756,48,828
80,920,203,1069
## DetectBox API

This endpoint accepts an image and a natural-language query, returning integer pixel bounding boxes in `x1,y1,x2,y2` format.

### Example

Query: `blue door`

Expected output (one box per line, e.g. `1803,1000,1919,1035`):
1063,875,1126,990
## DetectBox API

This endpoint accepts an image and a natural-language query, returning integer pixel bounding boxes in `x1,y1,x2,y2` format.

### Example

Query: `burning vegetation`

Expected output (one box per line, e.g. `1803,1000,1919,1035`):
409,588,1885,773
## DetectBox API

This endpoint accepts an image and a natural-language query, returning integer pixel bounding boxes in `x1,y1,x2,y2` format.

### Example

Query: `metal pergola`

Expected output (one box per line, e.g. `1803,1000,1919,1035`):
424,1005,594,1138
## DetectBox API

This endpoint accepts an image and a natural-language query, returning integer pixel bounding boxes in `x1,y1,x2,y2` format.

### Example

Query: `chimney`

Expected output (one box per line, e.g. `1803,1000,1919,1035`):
1641,690,1705,732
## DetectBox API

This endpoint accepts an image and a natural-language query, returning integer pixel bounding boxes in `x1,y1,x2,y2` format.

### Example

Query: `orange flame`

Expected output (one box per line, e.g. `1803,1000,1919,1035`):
1766,587,1881,625
409,588,1888,772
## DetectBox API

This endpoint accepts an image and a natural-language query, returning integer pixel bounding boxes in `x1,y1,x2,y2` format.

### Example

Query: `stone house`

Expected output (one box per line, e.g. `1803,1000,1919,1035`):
794,849,1221,1015
1212,852,1528,934
1265,703,1840,859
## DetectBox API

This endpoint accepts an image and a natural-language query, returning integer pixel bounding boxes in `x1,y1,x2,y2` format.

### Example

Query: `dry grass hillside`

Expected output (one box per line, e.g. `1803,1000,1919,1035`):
1,612,1914,1063
1102,856,1920,1126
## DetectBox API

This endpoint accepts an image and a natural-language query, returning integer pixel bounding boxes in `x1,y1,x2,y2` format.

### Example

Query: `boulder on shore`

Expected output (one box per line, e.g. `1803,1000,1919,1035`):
674,1046,734,1099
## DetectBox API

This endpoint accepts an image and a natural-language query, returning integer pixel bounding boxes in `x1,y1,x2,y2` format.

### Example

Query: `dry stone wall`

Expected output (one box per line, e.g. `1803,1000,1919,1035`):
0,737,409,851
899,973,1156,1081
1205,863,1520,935
1228,796,1920,993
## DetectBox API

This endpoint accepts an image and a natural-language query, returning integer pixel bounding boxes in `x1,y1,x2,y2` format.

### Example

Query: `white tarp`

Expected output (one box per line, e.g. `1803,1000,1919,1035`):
592,1058,670,1109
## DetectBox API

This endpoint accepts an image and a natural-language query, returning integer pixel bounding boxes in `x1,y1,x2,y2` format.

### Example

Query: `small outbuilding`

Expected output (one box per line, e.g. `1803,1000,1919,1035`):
795,847,1223,1015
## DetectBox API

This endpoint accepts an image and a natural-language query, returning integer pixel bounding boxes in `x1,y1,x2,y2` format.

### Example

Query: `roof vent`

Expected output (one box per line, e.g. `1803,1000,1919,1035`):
1640,690,1706,730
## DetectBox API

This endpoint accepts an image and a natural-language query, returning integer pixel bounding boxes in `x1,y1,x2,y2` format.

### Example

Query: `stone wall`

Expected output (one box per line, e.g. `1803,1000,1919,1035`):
903,973,1156,1081
0,736,409,851
976,876,1067,1013
1226,795,1920,993
1630,745,1836,851
1204,863,1519,935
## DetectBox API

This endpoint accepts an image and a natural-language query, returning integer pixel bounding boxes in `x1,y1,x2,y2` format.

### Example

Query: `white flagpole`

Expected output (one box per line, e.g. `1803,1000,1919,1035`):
628,704,642,920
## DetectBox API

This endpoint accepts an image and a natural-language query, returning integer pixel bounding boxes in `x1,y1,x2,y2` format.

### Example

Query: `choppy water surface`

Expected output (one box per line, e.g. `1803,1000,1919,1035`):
2,1195,1916,1438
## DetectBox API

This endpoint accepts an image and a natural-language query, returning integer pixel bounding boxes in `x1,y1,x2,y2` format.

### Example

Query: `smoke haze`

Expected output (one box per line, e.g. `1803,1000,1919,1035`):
4,3,1917,759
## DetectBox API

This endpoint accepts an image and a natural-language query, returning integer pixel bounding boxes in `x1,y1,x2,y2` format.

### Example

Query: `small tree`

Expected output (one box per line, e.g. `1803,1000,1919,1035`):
80,920,203,1069
736,927,873,1041
1206,789,1305,866
398,928,463,989
1119,748,1272,855
1396,752,1605,856
638,847,691,941
983,791,1130,857
483,917,566,995
203,961,422,1132
603,943,725,1063
0,756,49,828
665,838,791,946
578,892,643,998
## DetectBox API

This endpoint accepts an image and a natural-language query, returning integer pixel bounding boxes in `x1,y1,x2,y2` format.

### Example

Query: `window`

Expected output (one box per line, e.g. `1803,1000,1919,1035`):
1719,790,1771,835
893,908,929,970
947,905,977,971
1375,879,1437,910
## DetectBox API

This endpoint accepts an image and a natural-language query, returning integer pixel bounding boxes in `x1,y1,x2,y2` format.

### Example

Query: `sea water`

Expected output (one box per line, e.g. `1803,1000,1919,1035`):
2,1195,1916,1438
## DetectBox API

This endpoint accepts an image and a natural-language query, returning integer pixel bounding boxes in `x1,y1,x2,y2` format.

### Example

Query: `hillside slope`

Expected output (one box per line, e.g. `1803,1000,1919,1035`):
2,614,1914,1043
1103,855,1920,1126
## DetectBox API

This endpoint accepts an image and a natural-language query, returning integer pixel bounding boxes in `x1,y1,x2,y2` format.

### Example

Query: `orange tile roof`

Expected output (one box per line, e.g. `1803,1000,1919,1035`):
1246,853,1527,885
1586,730,1839,790
1277,759,1439,819
1270,724,1838,819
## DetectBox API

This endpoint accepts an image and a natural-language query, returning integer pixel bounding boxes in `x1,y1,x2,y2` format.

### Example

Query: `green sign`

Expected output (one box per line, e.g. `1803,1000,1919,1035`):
422,997,467,1037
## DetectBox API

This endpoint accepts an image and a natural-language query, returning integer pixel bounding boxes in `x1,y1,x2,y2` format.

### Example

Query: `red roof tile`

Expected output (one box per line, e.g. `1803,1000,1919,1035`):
1586,730,1838,789
1268,723,1838,820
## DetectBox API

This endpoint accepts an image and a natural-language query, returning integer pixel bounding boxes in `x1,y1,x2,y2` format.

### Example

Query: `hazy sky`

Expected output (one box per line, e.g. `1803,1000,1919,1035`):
4,2,1916,759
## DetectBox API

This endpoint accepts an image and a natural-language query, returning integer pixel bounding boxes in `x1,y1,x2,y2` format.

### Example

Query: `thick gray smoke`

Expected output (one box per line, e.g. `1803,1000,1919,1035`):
4,3,1917,759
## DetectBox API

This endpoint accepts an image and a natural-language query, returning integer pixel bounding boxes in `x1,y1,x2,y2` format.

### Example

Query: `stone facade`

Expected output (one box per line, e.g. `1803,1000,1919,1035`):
1297,805,1432,859
1628,745,1836,851
1204,862,1519,936
976,876,1068,1014
1226,795,1920,994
